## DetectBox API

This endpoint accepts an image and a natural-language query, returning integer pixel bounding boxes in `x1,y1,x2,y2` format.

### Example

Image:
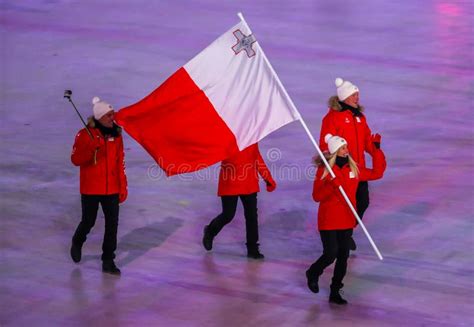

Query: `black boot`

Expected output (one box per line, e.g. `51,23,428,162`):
247,243,264,259
329,289,348,305
202,225,214,251
70,242,82,263
102,260,121,275
305,269,319,293
349,237,357,251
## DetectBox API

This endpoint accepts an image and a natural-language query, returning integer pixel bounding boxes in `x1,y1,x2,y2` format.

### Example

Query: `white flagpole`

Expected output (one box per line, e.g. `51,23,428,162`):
237,12,383,260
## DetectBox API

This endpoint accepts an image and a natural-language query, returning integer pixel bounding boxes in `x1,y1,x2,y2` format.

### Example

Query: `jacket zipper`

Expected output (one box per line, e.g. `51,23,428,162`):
105,138,109,194
352,116,360,163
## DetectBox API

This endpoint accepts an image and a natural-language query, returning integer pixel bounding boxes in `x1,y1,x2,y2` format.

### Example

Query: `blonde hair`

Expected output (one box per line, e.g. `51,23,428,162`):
319,152,359,180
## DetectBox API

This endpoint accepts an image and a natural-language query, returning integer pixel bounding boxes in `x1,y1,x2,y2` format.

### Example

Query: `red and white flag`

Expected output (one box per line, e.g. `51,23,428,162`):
116,20,300,176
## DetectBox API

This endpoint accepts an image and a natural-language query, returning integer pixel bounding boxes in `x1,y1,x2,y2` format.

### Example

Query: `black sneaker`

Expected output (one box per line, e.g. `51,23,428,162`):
329,289,348,305
247,244,265,259
247,250,265,259
102,261,121,275
202,225,214,251
349,237,357,251
70,243,82,263
305,269,319,293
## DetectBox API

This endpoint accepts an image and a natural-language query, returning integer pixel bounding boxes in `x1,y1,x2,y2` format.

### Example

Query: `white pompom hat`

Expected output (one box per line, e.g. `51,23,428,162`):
92,96,113,120
335,77,359,101
324,133,348,154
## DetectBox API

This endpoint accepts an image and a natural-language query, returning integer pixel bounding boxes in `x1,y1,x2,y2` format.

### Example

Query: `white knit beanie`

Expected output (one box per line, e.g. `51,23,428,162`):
92,96,113,120
324,134,348,154
335,77,359,101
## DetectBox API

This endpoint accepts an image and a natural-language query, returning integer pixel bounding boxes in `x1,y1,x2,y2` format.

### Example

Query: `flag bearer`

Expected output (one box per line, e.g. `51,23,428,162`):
306,134,386,304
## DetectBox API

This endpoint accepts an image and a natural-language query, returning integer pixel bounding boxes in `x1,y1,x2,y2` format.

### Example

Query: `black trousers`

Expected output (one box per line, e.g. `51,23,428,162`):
72,194,119,261
356,181,370,219
207,193,259,247
307,229,353,290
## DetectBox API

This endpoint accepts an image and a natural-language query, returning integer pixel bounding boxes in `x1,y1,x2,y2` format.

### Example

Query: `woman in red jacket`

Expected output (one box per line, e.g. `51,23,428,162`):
202,143,276,259
306,133,386,304
319,78,379,251
70,97,127,275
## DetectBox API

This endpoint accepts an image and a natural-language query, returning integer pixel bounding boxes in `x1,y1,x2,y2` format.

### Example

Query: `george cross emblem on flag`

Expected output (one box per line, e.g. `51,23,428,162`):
231,29,257,58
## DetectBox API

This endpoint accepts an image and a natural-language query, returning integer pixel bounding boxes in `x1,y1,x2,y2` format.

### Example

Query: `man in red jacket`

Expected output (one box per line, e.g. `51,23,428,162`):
202,143,276,259
70,97,128,275
319,78,380,250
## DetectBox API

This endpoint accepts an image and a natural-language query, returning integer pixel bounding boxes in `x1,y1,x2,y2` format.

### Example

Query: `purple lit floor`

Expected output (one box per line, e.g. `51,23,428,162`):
1,1,473,326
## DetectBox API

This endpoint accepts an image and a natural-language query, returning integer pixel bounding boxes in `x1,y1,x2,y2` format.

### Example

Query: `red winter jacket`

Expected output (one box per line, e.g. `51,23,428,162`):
217,143,275,196
71,120,127,199
312,148,386,230
319,96,375,169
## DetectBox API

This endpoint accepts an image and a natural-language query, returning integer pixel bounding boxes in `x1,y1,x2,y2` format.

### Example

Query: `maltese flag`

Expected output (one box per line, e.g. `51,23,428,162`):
116,20,300,176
